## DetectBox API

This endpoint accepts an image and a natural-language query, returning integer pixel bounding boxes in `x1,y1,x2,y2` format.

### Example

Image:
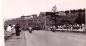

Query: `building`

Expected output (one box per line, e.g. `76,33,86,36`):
4,9,85,30
39,9,85,29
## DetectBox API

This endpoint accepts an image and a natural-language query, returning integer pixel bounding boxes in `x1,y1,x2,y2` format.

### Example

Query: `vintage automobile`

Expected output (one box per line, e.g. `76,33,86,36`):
32,26,41,30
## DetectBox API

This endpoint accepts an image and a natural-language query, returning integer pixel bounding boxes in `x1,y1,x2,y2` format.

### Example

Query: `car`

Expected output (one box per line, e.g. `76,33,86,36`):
32,26,41,30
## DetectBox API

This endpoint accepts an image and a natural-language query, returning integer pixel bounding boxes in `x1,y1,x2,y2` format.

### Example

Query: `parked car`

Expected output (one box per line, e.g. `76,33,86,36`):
32,26,41,30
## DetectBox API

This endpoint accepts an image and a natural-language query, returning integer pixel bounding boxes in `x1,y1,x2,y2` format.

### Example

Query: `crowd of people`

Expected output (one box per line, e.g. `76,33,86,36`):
4,24,21,39
49,24,85,33
4,24,33,39
4,23,86,39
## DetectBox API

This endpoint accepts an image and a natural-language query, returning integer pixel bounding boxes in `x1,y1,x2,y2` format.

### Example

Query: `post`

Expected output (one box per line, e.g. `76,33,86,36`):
44,15,46,30
55,12,57,28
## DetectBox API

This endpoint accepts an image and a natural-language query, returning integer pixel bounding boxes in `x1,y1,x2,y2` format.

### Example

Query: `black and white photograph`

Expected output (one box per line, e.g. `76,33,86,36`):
2,0,86,46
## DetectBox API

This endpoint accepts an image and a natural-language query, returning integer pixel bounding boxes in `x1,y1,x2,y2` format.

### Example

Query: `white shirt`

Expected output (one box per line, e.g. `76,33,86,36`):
29,27,32,30
7,26,12,32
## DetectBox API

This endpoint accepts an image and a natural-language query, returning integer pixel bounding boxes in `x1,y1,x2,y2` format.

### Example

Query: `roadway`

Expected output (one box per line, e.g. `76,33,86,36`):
5,30,86,46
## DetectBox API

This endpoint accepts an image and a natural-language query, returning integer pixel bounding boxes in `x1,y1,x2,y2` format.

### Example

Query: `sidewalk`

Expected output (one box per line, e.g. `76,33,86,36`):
5,31,26,46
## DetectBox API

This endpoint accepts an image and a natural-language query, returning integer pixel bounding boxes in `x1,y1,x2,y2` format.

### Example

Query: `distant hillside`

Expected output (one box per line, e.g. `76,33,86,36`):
57,15,78,25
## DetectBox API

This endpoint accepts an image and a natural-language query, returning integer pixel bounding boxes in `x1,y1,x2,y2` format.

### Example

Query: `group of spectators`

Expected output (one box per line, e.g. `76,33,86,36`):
4,24,21,39
50,24,85,32
4,23,34,39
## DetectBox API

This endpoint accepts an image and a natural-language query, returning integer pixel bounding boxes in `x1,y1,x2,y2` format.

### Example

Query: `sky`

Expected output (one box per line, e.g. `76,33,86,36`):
2,0,86,20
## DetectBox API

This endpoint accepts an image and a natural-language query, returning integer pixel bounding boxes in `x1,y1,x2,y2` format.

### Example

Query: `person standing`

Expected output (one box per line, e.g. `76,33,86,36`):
6,24,12,37
11,24,16,34
15,24,21,39
7,24,12,32
29,27,32,33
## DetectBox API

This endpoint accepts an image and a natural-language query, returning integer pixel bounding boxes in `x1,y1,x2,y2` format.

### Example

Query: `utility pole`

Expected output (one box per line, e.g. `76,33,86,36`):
55,13,57,27
51,5,57,12
52,5,57,28
44,15,46,30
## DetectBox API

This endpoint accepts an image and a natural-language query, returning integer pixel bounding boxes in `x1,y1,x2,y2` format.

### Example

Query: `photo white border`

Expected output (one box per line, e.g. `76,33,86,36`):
0,0,5,46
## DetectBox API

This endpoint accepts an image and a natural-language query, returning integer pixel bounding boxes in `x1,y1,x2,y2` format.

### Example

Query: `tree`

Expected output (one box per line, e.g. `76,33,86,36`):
75,9,85,24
